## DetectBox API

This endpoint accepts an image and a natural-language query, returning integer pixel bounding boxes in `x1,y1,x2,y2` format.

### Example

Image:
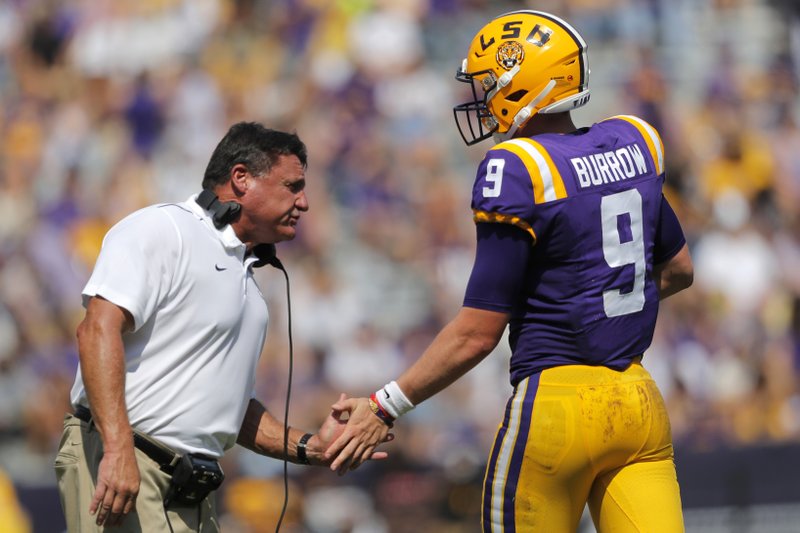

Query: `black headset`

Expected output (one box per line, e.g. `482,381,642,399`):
195,189,283,270
196,189,241,229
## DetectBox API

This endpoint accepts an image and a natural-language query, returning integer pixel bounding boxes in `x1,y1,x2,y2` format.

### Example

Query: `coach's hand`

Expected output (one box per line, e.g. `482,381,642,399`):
91,443,139,527
310,393,392,469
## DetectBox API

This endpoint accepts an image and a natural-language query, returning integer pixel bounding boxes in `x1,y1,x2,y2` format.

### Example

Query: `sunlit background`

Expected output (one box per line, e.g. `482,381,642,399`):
1,0,799,531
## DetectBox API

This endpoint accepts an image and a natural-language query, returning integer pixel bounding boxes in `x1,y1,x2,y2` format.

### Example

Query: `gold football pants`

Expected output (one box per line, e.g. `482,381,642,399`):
482,362,684,532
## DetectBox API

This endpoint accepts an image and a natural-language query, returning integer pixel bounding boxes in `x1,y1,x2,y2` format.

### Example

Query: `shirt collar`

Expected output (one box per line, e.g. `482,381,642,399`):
186,193,246,252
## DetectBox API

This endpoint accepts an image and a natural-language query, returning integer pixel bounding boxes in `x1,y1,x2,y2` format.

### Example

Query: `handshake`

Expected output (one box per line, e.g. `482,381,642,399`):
304,383,416,475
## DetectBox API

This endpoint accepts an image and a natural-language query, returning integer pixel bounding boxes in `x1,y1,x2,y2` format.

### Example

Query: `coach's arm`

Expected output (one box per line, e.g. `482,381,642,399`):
76,296,139,527
237,395,391,466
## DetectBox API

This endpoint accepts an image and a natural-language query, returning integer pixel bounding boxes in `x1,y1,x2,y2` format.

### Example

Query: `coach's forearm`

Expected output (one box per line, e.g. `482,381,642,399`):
237,399,308,462
76,298,134,452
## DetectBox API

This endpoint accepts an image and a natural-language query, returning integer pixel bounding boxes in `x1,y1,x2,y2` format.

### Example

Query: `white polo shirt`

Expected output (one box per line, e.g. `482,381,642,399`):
70,195,269,457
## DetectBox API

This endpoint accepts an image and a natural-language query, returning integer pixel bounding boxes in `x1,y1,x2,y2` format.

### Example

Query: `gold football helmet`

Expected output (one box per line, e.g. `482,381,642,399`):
454,10,590,145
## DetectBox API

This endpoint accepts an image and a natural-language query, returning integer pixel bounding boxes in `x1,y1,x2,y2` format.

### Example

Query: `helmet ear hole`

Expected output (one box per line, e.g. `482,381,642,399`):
506,90,528,102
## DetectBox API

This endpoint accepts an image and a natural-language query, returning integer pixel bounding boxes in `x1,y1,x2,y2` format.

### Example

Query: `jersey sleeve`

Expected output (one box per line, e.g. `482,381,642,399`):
82,207,180,331
653,195,686,264
471,144,539,242
463,222,532,312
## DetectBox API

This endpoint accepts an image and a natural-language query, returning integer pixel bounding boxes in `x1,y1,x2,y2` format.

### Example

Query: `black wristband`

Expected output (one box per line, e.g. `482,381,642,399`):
297,433,313,465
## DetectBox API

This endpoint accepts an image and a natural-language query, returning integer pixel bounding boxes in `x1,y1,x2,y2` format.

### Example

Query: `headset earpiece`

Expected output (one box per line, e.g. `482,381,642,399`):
196,189,241,230
213,202,241,228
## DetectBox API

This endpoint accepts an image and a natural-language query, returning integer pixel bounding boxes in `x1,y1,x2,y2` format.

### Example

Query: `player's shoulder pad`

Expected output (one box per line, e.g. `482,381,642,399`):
604,115,665,176
486,138,569,204
470,144,536,237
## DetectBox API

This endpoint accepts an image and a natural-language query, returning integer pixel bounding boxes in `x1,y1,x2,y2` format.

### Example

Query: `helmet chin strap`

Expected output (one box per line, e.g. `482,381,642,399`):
495,79,558,142
486,64,521,101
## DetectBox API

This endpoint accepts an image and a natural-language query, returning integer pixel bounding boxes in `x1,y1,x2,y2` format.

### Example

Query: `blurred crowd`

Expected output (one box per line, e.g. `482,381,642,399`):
0,0,799,531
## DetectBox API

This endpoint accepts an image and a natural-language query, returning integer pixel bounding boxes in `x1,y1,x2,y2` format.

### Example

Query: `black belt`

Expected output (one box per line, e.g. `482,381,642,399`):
74,405,181,475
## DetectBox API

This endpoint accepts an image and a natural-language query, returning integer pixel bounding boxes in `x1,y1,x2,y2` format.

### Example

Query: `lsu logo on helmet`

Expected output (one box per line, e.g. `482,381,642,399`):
453,10,591,145
496,41,525,70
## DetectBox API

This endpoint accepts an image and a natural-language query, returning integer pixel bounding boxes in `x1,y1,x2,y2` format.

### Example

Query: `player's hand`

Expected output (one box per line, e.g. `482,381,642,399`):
308,393,392,469
325,396,392,475
90,445,140,527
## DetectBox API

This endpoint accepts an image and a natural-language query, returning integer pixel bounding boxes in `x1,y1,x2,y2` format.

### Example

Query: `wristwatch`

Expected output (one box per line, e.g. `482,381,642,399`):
297,433,313,465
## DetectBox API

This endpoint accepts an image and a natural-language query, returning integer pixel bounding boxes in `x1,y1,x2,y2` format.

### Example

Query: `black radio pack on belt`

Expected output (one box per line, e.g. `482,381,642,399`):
163,453,225,507
73,405,224,508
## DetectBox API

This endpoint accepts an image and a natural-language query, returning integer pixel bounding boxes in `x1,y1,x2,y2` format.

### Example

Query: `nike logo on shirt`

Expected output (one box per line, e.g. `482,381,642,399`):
215,264,227,271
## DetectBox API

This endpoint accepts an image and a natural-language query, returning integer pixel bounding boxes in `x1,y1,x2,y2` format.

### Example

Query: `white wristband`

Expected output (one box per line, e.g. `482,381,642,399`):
376,381,415,419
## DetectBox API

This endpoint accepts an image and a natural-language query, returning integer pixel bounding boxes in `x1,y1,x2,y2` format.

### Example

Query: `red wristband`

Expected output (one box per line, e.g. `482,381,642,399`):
369,393,395,428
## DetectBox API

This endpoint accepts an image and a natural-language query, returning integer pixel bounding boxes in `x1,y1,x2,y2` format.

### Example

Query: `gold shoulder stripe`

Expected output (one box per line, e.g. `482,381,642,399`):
492,139,568,204
473,209,537,244
611,115,665,175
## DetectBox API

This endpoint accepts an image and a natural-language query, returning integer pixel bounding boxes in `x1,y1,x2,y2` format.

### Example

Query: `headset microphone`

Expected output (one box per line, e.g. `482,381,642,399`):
252,243,284,271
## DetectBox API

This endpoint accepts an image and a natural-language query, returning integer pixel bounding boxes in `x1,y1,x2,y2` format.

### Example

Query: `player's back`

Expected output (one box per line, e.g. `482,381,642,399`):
471,116,668,385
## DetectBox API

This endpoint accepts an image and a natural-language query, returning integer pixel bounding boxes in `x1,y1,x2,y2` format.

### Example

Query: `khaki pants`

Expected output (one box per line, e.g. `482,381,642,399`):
54,414,219,532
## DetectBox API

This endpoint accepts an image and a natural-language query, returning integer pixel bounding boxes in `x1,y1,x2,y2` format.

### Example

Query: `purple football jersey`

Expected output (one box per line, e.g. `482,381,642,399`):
470,116,681,385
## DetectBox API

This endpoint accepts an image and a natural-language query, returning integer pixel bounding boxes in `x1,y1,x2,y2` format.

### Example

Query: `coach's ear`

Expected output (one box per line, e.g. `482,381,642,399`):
230,164,250,194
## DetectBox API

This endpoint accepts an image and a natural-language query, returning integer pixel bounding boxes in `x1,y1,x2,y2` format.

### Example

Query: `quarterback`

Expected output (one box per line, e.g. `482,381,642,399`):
328,10,693,532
